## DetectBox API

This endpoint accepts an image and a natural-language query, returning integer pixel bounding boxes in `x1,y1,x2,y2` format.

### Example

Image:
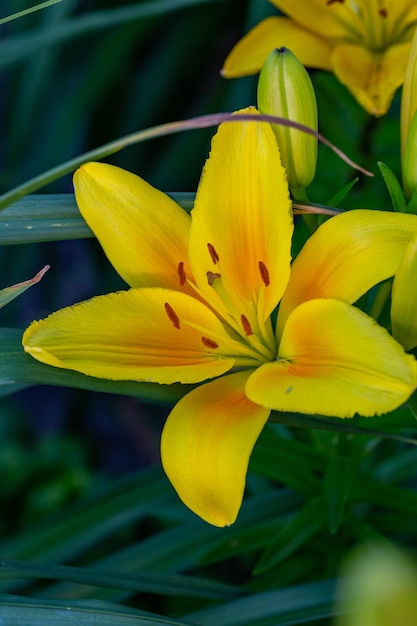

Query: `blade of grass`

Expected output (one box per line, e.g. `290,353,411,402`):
0,0,63,25
0,558,241,600
0,595,194,626
0,193,194,244
185,580,339,626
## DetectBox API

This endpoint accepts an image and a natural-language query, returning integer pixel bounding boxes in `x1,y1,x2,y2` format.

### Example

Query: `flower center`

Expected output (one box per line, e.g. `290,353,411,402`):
203,243,278,364
168,246,279,367
326,0,395,51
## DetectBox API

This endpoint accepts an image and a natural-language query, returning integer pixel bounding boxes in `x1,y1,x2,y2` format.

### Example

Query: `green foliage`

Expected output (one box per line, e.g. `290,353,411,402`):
1,1,417,625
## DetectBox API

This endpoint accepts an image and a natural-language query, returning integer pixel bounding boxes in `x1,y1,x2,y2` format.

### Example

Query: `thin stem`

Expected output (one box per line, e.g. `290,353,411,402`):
0,112,373,211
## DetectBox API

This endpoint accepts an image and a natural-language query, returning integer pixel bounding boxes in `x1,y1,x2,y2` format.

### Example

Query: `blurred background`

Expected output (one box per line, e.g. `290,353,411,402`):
0,2,415,623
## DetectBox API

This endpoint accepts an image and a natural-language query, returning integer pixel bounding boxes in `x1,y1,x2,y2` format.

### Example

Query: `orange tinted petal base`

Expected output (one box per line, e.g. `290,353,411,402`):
161,371,270,527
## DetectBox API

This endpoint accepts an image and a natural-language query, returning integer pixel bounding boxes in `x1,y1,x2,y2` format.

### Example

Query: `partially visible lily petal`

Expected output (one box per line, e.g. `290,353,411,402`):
269,0,358,39
161,370,270,527
392,236,417,351
277,210,417,336
222,17,331,78
189,108,293,329
247,299,417,418
331,43,410,116
74,163,192,291
23,288,237,384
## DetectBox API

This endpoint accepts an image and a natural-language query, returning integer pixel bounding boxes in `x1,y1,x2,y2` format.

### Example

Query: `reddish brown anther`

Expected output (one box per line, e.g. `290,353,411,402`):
201,337,219,349
207,271,222,286
164,302,180,329
241,314,253,336
207,243,220,264
258,261,270,287
177,261,186,286
379,8,387,17
326,0,344,4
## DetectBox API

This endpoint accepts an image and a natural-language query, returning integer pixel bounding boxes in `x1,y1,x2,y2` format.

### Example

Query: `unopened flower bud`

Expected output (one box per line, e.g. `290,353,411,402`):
401,27,417,198
337,544,417,626
403,109,417,197
257,47,318,195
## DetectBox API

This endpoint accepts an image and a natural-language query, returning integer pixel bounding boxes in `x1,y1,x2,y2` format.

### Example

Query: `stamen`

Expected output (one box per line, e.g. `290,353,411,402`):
241,314,253,336
201,337,219,349
207,243,220,264
326,0,344,4
164,302,180,329
379,8,387,17
258,261,270,287
207,271,221,286
177,262,186,286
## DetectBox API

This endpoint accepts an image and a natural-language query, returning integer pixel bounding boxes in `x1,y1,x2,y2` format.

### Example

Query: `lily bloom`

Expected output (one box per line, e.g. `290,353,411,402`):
222,1,417,116
23,111,417,526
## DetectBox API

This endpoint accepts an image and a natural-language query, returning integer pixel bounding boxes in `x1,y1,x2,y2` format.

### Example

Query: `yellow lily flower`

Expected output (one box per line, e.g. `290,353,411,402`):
222,1,417,116
23,111,417,527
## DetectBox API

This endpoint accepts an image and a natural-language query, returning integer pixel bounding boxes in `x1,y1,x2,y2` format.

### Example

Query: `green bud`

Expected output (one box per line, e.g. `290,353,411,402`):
401,27,417,196
337,544,417,626
257,47,318,195
403,108,417,197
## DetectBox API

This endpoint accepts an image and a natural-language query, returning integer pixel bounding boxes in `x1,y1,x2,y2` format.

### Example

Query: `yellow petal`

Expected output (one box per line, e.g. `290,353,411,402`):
247,299,417,417
189,108,293,332
391,236,417,351
161,371,270,527
270,0,358,39
74,163,192,291
23,288,236,384
330,42,410,116
277,210,417,336
222,17,332,78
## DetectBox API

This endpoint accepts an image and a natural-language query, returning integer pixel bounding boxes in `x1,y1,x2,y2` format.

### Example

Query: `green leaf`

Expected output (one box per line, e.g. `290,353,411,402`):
269,410,417,446
323,455,354,534
327,177,359,207
0,0,226,69
354,480,417,515
250,437,321,496
0,595,194,626
0,558,240,600
253,496,325,575
0,0,63,25
0,266,49,309
198,491,302,566
0,328,189,403
0,467,172,564
185,580,338,626
377,161,408,212
0,193,194,244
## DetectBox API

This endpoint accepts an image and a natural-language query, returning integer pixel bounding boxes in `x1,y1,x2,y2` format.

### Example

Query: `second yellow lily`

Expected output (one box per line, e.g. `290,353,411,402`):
223,1,417,116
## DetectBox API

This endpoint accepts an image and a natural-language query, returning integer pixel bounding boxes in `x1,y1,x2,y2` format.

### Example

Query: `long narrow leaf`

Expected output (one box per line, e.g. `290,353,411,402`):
269,411,417,446
0,558,241,600
0,193,194,244
0,0,63,25
0,0,226,69
185,580,339,626
0,595,193,626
